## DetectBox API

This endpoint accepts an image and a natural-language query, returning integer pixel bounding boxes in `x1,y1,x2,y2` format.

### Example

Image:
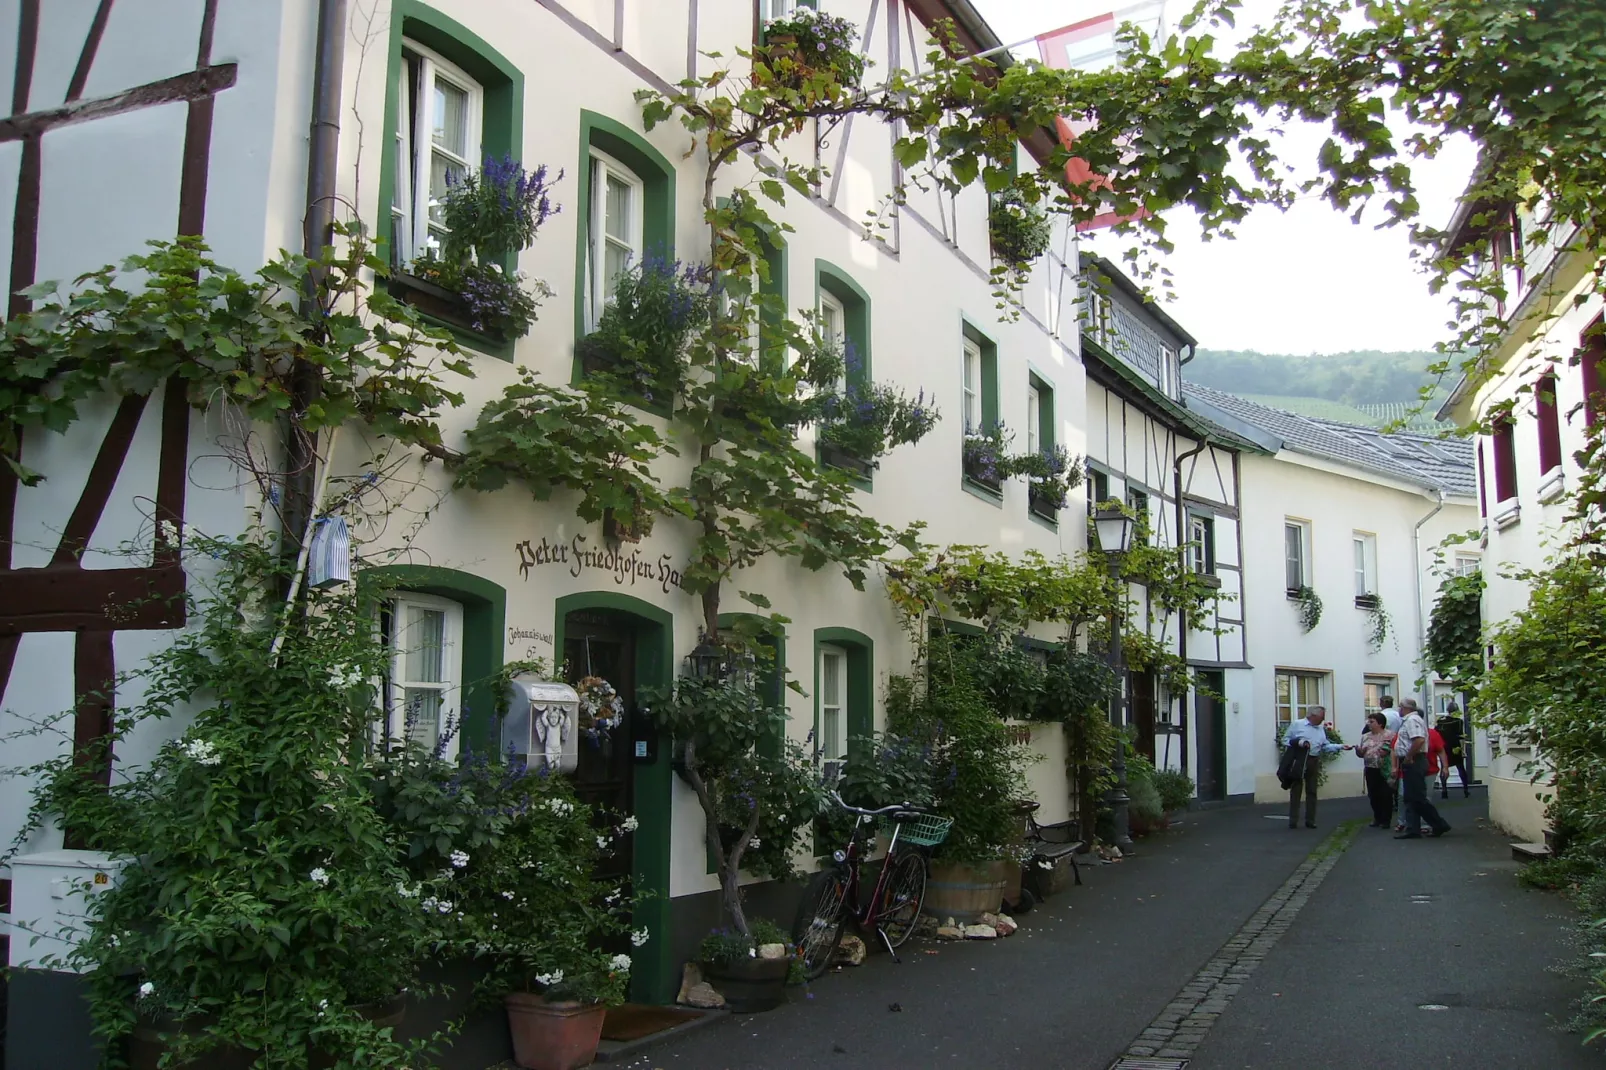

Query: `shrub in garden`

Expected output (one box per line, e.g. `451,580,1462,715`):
11,533,440,1066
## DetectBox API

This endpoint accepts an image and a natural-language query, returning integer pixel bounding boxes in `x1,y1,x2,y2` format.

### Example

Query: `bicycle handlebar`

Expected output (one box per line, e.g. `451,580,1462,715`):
829,791,921,818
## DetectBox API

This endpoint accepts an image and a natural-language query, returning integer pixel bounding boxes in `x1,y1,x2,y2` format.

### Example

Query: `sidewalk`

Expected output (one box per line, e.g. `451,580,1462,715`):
616,795,1598,1069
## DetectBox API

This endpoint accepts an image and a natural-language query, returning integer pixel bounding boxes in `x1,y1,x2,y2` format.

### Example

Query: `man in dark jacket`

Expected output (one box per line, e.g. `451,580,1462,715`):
1437,703,1472,799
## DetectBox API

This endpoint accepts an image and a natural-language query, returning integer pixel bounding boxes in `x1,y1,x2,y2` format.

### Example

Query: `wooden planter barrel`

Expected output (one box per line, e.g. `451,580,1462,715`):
701,955,789,1013
921,860,1006,924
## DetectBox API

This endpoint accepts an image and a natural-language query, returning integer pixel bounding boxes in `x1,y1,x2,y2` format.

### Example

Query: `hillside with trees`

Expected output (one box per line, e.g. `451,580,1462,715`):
1187,349,1449,406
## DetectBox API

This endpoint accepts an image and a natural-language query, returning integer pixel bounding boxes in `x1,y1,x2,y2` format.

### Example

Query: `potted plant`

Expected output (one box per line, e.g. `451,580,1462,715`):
575,256,718,402
962,423,1015,493
988,188,1053,270
390,155,561,342
885,637,1033,924
696,919,795,1013
1015,445,1083,521
16,531,439,1068
756,7,867,93
817,366,939,480
649,662,825,1013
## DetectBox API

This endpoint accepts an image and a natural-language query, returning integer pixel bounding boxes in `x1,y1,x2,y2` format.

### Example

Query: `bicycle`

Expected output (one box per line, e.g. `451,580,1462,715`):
791,793,953,980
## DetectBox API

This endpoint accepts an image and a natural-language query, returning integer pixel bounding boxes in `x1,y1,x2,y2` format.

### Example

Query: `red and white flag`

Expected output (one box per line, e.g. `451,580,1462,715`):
1035,2,1168,231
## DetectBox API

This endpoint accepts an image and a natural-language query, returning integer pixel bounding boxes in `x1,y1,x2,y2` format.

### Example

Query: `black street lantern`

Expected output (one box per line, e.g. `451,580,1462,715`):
686,639,727,680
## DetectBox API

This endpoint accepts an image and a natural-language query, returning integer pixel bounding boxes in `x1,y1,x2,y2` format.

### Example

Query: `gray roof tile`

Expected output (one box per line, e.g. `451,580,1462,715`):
1182,384,1475,497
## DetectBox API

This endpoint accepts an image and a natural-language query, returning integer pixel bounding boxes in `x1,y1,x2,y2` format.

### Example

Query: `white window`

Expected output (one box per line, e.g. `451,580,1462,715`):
1363,675,1396,719
1026,384,1041,456
586,147,645,331
1158,344,1180,397
1189,513,1213,574
762,0,811,20
1453,553,1480,577
1353,531,1378,597
962,337,982,432
393,42,482,266
1284,519,1310,592
385,593,464,757
1275,670,1324,734
819,644,847,768
818,289,848,393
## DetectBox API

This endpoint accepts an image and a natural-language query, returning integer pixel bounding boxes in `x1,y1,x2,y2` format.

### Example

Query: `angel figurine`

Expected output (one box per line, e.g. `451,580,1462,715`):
533,703,569,772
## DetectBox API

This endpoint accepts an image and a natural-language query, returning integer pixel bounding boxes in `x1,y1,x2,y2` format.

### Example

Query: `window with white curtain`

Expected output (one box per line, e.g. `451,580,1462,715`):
585,147,644,331
819,645,847,769
392,41,482,267
1284,519,1311,592
385,593,464,757
1353,531,1378,597
962,337,982,433
1026,383,1041,456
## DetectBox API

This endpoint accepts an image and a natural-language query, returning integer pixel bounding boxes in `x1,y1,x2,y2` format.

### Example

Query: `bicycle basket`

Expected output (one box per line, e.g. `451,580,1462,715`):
879,813,953,848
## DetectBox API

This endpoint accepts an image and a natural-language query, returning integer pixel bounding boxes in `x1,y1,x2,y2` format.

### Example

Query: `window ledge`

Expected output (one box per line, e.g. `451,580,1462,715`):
1354,593,1380,610
1492,498,1521,531
1197,574,1222,589
387,272,516,358
1537,466,1566,504
961,475,1004,506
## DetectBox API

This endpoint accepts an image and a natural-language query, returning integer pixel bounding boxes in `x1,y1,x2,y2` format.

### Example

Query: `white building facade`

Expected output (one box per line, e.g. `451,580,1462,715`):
0,0,1097,1038
1438,198,1603,841
1183,388,1478,803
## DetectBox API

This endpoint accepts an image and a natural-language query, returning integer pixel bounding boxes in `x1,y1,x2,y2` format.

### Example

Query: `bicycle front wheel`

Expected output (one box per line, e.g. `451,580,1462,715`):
877,850,927,948
793,868,850,980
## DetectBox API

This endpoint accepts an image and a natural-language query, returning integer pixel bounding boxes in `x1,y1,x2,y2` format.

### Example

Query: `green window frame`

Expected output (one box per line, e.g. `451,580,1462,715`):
1027,372,1054,455
815,260,871,388
814,627,873,769
571,110,677,381
376,1,524,360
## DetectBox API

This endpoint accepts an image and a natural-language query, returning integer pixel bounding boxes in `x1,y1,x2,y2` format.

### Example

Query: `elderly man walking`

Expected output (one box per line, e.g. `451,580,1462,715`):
1281,706,1349,829
1394,698,1451,840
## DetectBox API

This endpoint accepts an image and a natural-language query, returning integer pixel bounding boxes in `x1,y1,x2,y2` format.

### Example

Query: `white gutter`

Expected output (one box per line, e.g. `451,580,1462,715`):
1412,489,1447,708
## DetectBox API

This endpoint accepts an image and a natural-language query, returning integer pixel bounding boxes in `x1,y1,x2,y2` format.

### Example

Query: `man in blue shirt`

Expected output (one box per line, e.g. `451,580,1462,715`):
1281,706,1350,829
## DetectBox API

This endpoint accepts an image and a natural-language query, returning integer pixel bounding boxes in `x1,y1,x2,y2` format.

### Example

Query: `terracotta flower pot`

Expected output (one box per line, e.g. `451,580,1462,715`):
505,994,608,1070
701,954,790,1013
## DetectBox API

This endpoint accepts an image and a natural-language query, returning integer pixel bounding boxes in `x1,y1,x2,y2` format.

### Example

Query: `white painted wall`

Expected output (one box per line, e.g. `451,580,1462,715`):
1237,450,1477,802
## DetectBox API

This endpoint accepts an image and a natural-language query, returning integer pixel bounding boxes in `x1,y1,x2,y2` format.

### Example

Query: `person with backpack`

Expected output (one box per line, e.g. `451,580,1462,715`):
1437,703,1472,798
1279,706,1352,829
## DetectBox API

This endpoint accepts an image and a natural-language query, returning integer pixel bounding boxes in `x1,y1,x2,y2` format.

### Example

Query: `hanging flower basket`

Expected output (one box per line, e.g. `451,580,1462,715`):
819,441,875,480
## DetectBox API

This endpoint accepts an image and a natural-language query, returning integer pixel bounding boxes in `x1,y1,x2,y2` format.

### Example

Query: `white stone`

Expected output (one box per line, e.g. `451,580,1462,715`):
935,925,965,941
963,923,998,939
994,913,1018,936
683,981,726,1009
757,942,788,960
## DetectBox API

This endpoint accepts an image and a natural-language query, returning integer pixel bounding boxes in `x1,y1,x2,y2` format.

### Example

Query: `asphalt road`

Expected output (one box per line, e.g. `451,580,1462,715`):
620,793,1600,1070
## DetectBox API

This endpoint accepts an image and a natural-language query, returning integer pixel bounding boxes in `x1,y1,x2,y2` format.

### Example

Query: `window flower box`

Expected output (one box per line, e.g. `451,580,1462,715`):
963,453,1003,494
1354,593,1380,610
388,271,513,347
819,441,875,480
1027,482,1061,521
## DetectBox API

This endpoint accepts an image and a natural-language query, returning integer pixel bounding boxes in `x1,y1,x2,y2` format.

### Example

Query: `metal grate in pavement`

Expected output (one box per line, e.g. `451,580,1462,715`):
1108,1060,1189,1070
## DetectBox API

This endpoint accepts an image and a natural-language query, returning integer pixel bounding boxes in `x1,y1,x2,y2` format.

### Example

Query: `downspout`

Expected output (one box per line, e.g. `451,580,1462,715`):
281,0,348,591
1173,434,1208,779
1412,489,1446,709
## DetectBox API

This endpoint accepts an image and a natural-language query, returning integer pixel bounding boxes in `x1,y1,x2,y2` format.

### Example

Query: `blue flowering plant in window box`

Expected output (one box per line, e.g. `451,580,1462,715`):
576,255,720,402
1016,445,1084,518
398,155,561,344
817,342,940,478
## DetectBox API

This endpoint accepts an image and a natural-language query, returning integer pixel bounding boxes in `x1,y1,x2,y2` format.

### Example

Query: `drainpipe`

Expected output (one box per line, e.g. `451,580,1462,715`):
1412,489,1446,709
282,0,348,588
1173,435,1208,779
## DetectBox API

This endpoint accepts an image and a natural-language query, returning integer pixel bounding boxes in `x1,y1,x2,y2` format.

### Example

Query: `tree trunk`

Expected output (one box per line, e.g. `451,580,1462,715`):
682,736,754,937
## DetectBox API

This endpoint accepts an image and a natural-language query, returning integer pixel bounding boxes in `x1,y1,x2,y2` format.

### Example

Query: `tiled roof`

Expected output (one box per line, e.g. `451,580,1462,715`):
1182,384,1476,497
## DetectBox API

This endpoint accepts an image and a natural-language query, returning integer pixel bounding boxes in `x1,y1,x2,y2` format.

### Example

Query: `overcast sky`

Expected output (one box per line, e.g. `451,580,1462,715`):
970,0,1479,356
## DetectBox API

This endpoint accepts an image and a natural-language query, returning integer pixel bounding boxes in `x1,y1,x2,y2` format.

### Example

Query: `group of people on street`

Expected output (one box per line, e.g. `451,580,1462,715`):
1279,696,1472,838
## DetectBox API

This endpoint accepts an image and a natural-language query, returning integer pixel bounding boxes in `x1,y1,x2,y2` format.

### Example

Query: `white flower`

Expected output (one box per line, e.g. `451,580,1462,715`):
631,927,650,948
1037,859,1055,870
158,519,181,544
397,882,419,899
179,738,221,766
610,954,633,973
138,981,155,999
501,890,515,900
619,815,640,833
309,867,330,885
328,665,364,690
436,900,454,914
534,969,564,987
317,999,329,1018
421,896,439,911
596,835,610,849
748,838,761,849
450,849,470,869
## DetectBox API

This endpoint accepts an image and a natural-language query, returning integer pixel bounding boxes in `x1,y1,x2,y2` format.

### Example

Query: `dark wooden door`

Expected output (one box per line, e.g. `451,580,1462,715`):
563,610,635,882
1194,671,1227,801
1130,670,1157,762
